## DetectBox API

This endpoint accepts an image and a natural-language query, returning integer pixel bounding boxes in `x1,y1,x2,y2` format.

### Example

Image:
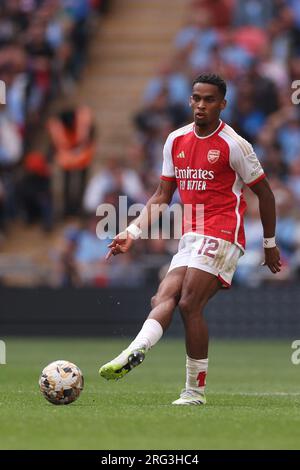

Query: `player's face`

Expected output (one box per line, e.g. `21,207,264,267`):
190,83,226,127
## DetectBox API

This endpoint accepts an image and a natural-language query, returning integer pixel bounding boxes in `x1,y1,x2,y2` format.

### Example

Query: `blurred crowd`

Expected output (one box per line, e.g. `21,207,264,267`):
0,0,108,226
1,0,300,288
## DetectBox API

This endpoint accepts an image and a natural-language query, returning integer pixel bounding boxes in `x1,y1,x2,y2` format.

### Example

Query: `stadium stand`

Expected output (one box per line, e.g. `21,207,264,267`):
0,0,299,288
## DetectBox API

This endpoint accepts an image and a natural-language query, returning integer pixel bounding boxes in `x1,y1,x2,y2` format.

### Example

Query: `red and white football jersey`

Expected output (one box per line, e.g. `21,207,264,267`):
161,120,265,250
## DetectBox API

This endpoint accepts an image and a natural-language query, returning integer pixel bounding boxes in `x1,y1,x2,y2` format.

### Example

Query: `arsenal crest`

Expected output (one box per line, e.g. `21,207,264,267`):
207,149,220,164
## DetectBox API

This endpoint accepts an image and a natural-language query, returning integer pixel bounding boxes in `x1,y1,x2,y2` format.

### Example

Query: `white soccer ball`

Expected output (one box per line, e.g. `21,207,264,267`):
39,360,84,405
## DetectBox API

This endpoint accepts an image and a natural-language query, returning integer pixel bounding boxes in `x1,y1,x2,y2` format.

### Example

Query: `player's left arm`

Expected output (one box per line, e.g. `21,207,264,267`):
249,178,281,274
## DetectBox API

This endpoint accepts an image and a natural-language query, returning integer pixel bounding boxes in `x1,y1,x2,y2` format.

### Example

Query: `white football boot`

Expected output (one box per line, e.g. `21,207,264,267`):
172,389,206,405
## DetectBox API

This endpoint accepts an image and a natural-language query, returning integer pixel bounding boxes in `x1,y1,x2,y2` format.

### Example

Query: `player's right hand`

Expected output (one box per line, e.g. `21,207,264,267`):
105,230,134,260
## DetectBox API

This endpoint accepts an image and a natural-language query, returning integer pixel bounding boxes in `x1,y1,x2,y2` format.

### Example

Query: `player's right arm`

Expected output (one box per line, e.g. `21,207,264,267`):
106,178,177,259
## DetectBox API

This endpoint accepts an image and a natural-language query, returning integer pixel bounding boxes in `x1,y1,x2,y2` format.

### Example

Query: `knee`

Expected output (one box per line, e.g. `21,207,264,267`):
179,295,206,318
151,295,157,309
178,297,192,317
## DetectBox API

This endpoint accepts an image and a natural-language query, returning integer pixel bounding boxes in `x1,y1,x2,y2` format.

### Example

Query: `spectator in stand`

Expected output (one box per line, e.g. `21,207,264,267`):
0,45,28,133
234,189,264,287
189,0,234,29
175,8,221,73
83,158,146,215
0,59,23,229
286,0,300,54
219,29,253,76
259,42,289,89
244,59,279,116
58,226,82,287
25,16,55,121
58,216,109,287
143,58,191,110
233,0,275,28
271,176,300,256
0,104,23,166
135,88,188,141
18,151,53,231
61,0,92,80
277,112,300,166
48,105,95,216
234,87,267,143
264,106,300,165
287,159,300,204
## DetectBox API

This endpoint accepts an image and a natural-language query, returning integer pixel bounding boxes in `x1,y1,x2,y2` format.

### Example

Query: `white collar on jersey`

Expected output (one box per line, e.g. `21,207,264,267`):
193,120,223,140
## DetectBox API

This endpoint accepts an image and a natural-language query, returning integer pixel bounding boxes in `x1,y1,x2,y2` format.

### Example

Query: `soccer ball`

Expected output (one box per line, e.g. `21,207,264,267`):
39,360,84,405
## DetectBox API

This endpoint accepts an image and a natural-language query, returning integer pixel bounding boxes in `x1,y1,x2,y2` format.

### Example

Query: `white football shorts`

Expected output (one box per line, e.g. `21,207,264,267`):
168,232,243,288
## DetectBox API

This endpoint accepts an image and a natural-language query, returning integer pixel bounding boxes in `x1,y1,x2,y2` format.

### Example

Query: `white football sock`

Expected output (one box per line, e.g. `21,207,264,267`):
128,318,163,351
112,319,163,364
185,355,208,393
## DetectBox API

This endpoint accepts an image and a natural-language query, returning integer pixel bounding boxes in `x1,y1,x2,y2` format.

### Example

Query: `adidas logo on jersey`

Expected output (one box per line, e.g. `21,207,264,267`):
177,151,185,159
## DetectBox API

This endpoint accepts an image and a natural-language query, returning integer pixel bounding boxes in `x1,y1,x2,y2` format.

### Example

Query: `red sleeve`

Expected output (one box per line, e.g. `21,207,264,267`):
160,175,176,182
247,173,266,187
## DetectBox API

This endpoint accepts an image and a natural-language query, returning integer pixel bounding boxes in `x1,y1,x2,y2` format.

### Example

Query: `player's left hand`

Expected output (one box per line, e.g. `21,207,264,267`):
262,246,282,274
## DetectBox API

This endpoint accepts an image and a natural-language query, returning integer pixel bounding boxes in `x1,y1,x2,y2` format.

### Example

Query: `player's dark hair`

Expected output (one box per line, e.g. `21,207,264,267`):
192,73,227,98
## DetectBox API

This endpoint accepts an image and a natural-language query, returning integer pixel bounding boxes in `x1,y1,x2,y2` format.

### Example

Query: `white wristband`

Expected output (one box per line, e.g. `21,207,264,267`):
263,237,276,248
126,224,142,240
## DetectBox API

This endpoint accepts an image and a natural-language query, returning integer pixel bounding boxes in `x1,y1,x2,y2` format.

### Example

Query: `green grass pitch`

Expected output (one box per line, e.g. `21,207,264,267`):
0,338,300,450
